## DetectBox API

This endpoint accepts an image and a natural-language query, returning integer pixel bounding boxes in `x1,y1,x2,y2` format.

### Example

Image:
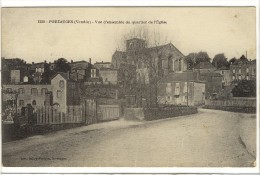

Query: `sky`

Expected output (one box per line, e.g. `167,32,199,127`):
2,7,256,64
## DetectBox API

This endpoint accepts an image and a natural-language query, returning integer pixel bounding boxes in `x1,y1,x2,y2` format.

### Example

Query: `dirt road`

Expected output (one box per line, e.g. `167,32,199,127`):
2,108,256,167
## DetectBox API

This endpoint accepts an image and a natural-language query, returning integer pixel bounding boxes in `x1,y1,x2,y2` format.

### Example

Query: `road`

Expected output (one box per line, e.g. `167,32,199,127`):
2,108,256,167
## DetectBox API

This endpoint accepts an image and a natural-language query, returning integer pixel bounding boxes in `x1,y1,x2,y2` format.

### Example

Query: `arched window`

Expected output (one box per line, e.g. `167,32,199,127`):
32,100,36,106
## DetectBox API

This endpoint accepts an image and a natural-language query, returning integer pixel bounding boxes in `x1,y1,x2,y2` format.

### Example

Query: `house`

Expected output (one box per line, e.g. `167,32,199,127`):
2,84,52,115
157,71,206,106
214,66,232,86
69,59,92,80
50,72,80,113
94,61,111,69
99,68,119,84
2,72,81,115
194,61,216,74
199,72,223,99
230,58,256,82
1,58,29,84
30,61,46,74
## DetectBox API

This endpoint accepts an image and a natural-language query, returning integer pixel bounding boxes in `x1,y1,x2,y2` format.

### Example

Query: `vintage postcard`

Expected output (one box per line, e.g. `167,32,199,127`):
1,4,259,174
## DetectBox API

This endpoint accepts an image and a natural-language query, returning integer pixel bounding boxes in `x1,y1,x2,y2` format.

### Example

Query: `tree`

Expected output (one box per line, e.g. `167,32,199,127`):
54,58,71,73
195,51,211,66
212,53,229,69
228,57,237,66
117,27,169,107
231,80,256,97
185,53,197,70
41,63,55,84
240,54,248,61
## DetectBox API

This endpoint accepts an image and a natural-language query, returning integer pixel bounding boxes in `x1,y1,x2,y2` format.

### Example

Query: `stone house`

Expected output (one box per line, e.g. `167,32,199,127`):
199,72,223,99
230,59,256,82
214,67,232,86
2,72,81,115
51,72,81,113
157,71,206,106
2,84,52,115
99,68,119,84
94,61,111,69
69,59,92,81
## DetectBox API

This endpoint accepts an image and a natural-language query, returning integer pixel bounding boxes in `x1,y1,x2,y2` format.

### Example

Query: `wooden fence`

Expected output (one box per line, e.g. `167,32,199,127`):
36,105,84,125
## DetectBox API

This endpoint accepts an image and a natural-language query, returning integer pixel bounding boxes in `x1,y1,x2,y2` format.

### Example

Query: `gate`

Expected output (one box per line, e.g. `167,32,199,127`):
83,99,97,124
97,105,120,121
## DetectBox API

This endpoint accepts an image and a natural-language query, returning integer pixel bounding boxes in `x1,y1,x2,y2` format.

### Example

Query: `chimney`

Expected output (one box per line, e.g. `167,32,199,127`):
71,60,73,63
32,62,34,65
89,58,92,64
44,60,47,63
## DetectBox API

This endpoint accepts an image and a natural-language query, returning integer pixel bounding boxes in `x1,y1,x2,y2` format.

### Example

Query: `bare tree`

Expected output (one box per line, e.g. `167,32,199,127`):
116,27,169,108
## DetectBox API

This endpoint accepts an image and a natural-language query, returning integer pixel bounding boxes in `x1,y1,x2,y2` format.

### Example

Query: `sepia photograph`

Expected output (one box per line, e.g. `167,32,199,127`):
1,5,258,172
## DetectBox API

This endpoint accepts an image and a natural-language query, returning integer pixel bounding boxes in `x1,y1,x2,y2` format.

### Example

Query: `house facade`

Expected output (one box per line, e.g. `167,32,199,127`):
2,84,52,115
215,67,232,86
157,72,206,106
230,59,256,82
99,68,119,84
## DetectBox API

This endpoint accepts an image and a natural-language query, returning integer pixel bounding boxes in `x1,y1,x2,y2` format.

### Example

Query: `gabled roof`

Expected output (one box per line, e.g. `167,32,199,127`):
51,72,77,81
194,62,215,69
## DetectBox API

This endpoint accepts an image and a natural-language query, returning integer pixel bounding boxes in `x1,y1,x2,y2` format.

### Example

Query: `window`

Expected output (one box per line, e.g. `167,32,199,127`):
32,100,36,105
19,100,24,106
57,90,61,98
246,76,249,80
71,83,75,89
175,83,180,95
239,75,241,80
222,71,224,75
31,88,38,95
91,69,96,78
239,69,241,74
166,83,172,94
6,88,12,93
59,80,64,88
41,88,48,95
183,82,188,93
233,69,235,73
166,96,172,102
233,76,235,80
246,68,249,73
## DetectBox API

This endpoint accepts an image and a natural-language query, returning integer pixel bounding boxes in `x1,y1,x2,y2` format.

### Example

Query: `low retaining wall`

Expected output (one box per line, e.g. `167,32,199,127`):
144,106,198,121
124,108,145,120
203,105,256,113
204,98,256,113
2,123,84,143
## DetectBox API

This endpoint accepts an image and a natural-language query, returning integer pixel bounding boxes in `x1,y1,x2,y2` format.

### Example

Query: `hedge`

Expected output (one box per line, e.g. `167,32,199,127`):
143,106,198,121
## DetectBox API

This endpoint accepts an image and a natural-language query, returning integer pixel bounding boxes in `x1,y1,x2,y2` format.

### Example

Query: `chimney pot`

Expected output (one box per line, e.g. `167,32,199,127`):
89,58,92,64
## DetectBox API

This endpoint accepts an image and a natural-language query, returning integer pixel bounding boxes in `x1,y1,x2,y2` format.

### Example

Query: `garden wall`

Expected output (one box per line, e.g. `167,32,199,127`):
143,106,198,121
